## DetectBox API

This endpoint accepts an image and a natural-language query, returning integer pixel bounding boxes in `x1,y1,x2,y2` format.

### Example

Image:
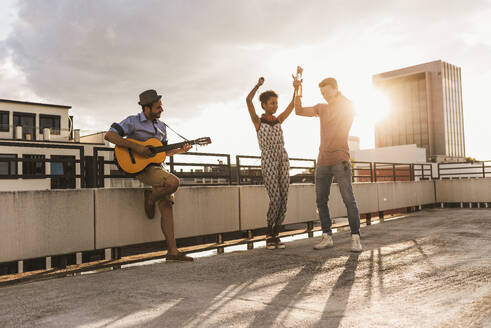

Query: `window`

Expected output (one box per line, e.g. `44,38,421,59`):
51,155,76,189
39,114,61,135
22,155,45,176
0,154,17,176
13,112,36,140
0,111,9,132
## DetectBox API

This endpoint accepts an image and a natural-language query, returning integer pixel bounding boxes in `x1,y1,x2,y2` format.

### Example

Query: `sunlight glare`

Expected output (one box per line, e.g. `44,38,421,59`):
353,87,390,124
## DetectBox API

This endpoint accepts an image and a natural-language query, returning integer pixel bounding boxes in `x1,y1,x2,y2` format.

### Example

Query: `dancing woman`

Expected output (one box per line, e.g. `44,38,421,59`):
245,77,296,249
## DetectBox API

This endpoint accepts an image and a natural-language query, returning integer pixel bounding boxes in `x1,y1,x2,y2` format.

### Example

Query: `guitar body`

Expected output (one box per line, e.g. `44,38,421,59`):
115,138,167,174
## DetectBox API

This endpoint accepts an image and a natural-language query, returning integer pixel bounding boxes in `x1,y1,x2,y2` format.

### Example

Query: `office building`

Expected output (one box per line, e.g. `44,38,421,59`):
373,60,465,162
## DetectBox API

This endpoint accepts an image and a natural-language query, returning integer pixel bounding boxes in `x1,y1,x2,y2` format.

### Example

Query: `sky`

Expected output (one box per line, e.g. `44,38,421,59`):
1,0,491,161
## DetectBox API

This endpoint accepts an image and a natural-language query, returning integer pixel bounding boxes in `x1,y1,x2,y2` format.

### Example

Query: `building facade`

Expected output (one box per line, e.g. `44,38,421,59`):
0,99,232,190
373,60,465,162
350,144,427,164
0,99,133,190
0,99,72,141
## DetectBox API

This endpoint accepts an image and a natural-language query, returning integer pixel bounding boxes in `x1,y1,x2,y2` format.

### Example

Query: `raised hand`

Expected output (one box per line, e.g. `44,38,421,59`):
292,66,303,97
292,66,303,83
293,79,303,89
246,77,264,130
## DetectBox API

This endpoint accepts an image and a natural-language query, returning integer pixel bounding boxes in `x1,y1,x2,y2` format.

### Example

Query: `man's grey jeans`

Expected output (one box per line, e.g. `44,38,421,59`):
315,161,360,235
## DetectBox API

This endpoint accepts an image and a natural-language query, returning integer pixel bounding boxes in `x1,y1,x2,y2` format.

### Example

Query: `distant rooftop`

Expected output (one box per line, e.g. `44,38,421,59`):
0,98,71,109
372,59,462,83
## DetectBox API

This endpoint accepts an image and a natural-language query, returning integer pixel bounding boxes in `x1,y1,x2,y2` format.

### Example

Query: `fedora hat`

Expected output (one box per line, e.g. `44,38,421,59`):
138,89,162,106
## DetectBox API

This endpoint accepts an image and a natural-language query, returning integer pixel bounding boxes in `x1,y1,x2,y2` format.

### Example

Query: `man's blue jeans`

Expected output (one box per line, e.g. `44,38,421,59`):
315,161,360,235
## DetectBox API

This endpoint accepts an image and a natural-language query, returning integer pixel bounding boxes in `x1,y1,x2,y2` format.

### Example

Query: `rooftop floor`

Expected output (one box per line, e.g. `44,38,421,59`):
1,208,491,328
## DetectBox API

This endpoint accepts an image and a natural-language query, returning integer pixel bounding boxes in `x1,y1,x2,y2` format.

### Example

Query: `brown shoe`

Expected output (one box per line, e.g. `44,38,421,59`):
166,252,194,262
144,189,155,219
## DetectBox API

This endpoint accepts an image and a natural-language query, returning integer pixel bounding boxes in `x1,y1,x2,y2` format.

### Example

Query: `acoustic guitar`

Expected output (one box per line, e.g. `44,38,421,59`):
115,137,211,174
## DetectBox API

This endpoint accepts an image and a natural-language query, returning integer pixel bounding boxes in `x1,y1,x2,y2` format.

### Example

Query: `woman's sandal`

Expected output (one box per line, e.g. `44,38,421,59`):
266,237,277,250
275,237,286,249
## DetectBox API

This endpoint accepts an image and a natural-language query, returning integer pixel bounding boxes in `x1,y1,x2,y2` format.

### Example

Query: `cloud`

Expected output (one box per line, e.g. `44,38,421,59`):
1,0,491,160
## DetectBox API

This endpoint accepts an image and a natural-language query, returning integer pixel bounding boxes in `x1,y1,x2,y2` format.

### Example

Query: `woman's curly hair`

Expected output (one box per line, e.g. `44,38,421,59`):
259,90,278,104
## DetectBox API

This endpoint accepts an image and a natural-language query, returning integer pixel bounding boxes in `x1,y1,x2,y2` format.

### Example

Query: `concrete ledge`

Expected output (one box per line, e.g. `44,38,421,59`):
377,181,436,211
240,184,319,230
0,190,94,263
94,186,240,249
416,180,436,205
3,179,488,264
173,186,240,238
353,183,379,214
377,182,419,211
238,185,271,230
0,179,50,191
436,178,491,203
284,184,317,225
240,183,374,229
94,188,162,249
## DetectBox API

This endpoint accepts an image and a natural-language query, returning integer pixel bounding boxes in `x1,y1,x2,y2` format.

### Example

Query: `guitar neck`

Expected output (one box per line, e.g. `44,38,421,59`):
153,140,197,153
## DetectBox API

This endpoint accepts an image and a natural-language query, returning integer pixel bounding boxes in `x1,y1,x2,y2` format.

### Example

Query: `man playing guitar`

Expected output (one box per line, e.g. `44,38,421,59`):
105,89,193,262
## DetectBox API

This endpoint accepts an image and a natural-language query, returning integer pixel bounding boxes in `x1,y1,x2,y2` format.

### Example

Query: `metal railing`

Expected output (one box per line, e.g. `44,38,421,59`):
236,155,316,185
93,146,233,187
0,148,438,188
0,156,80,182
6,140,491,188
413,163,433,180
437,161,491,179
373,162,413,182
351,162,433,183
0,141,85,188
352,161,373,182
167,152,232,186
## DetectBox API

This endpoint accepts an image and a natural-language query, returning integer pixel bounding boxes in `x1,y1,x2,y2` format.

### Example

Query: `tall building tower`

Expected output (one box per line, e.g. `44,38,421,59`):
373,60,465,162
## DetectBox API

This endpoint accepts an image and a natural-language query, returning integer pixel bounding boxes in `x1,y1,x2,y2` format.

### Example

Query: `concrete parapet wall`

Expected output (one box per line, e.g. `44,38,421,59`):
436,178,491,203
416,180,436,205
3,179,487,264
173,186,240,237
378,181,421,211
205,181,436,231
0,179,50,191
240,184,323,230
283,184,318,225
94,188,162,249
238,185,271,230
353,183,379,214
378,181,436,211
239,182,414,230
0,189,94,263
235,184,320,228
94,186,240,249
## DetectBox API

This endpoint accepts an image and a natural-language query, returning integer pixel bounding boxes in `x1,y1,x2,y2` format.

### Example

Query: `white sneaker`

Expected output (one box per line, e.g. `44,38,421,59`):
351,234,363,252
313,233,334,250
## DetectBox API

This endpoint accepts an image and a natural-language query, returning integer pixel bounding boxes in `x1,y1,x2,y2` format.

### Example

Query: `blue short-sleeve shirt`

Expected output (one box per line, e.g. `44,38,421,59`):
109,112,167,143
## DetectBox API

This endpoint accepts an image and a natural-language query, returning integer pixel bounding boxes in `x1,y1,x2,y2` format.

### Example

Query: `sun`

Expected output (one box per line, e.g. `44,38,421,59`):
352,86,390,124
348,85,391,149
